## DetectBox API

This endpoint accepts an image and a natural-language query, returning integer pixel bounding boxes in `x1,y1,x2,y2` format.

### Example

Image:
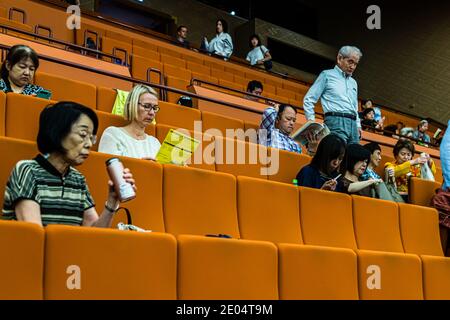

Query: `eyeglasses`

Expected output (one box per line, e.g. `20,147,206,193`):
75,131,97,145
139,102,160,113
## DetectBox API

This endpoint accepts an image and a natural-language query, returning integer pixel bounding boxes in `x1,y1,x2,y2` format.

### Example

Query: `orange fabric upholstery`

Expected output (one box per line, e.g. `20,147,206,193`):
133,46,160,61
186,61,210,76
165,76,190,103
201,111,245,137
158,46,183,58
44,225,177,299
131,55,163,84
101,36,132,65
409,177,441,207
211,69,233,82
96,86,117,113
237,176,302,243
0,221,44,300
357,250,423,300
132,39,158,52
77,151,165,231
160,54,186,68
352,195,404,253
163,165,239,237
218,79,245,92
214,137,268,179
279,244,359,300
299,187,357,249
276,87,297,100
163,63,191,81
398,203,443,256
177,235,278,300
157,100,201,131
34,72,97,109
421,255,450,300
5,93,54,141
267,148,311,184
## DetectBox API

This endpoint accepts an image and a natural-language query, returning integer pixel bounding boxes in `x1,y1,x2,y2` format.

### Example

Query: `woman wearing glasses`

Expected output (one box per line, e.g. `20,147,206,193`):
2,101,136,227
99,85,161,160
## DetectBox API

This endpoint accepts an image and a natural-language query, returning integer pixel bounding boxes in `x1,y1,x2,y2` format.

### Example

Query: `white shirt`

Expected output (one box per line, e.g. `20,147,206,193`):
205,32,233,58
246,45,269,65
98,126,161,159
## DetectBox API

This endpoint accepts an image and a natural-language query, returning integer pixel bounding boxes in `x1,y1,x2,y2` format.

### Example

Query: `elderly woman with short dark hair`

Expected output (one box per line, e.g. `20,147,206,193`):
2,101,136,227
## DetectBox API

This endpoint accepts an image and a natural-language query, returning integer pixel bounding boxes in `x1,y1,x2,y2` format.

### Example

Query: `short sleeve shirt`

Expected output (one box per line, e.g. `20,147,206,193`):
246,45,269,65
2,154,95,226
0,78,47,96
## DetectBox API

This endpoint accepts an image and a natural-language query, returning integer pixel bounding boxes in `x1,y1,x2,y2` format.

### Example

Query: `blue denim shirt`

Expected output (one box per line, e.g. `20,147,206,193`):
303,65,361,128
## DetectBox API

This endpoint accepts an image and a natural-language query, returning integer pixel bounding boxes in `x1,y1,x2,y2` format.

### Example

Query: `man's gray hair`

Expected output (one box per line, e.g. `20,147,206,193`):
338,46,363,59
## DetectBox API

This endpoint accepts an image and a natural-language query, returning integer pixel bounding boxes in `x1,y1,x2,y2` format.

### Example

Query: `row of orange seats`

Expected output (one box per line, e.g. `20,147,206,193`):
0,136,448,299
1,220,448,300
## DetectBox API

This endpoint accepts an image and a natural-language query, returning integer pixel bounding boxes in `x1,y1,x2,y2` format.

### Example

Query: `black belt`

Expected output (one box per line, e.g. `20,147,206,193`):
324,112,357,121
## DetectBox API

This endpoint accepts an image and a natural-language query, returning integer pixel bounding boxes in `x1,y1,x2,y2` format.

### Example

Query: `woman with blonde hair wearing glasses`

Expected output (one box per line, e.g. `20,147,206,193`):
99,84,161,160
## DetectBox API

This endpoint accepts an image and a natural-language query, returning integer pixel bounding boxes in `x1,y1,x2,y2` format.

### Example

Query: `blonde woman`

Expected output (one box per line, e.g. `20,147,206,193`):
99,84,161,160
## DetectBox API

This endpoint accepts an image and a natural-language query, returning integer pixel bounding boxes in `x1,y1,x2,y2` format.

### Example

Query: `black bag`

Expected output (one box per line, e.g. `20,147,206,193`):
260,47,273,71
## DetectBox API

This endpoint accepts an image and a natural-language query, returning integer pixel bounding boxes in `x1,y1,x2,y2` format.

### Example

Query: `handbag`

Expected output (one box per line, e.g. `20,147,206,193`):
431,188,450,228
371,173,404,203
260,46,272,70
420,161,435,181
115,207,151,232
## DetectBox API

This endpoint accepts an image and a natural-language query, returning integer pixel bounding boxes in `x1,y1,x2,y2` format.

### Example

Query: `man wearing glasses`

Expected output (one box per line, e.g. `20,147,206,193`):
303,46,363,144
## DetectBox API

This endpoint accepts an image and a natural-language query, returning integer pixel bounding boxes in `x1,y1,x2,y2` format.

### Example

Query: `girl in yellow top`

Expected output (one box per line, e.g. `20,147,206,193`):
385,139,436,201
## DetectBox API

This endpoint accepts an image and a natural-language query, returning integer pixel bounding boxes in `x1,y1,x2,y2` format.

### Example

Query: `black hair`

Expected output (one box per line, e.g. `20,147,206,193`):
247,80,263,93
393,139,415,158
249,34,261,48
216,19,228,33
342,143,371,175
363,99,373,105
362,107,374,118
363,142,381,155
276,104,297,121
37,101,98,154
310,134,346,175
0,44,39,82
177,25,187,33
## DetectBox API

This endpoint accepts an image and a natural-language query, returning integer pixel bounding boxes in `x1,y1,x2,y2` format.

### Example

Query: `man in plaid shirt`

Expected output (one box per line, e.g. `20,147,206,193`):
259,104,302,154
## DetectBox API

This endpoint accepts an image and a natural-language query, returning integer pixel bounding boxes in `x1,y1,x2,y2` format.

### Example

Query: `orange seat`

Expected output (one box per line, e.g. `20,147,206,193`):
75,22,104,47
132,39,158,52
245,71,266,84
77,151,165,231
191,72,218,85
244,121,259,132
409,177,441,207
160,54,186,68
267,148,311,184
0,18,33,40
0,221,44,300
435,166,443,183
96,86,117,113
276,87,297,100
155,123,215,172
225,66,244,78
398,203,443,256
5,93,54,141
283,80,310,96
101,36,132,65
263,83,276,94
279,244,359,300
374,154,394,178
204,60,225,71
132,46,160,61
177,235,278,300
211,69,233,82
201,111,245,137
357,250,423,300
0,137,38,209
162,165,239,237
131,55,163,84
157,100,201,131
0,91,5,135
421,255,450,299
163,63,191,81
214,137,268,179
299,187,356,249
182,54,205,65
352,195,404,253
105,30,132,44
165,76,190,103
233,75,249,87
186,61,210,76
44,225,177,299
34,72,97,109
218,79,245,93
0,7,6,18
237,176,302,243
158,46,183,58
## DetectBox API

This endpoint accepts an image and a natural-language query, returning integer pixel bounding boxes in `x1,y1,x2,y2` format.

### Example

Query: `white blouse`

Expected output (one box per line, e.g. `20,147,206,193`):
98,126,161,159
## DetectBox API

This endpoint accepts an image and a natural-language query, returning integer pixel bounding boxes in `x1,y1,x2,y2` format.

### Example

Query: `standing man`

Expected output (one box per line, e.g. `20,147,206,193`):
176,26,190,49
303,46,363,144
